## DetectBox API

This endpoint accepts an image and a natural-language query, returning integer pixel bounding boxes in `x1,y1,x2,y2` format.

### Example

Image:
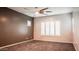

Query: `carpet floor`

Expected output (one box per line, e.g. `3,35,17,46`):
0,40,75,51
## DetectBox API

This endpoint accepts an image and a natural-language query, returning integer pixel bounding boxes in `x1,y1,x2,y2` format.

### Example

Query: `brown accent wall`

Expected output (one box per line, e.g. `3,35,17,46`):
0,7,33,47
34,13,72,43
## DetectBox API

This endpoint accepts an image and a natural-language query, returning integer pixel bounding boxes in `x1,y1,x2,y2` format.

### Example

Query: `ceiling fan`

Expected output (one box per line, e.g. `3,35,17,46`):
35,7,52,15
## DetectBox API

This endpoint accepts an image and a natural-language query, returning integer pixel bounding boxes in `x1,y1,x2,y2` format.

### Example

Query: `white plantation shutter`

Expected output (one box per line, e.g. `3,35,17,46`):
45,22,50,35
50,22,54,35
41,22,45,35
55,21,60,36
41,21,60,36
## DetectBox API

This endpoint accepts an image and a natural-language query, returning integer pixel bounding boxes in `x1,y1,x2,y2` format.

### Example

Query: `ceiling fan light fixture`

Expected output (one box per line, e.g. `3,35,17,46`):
35,11,39,14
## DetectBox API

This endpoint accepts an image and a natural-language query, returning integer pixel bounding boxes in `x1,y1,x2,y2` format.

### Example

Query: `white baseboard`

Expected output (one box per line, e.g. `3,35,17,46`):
0,39,33,49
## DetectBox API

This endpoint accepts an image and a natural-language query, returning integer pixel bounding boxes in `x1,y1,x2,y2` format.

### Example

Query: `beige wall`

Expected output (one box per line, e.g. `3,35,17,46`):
34,13,72,43
72,11,79,50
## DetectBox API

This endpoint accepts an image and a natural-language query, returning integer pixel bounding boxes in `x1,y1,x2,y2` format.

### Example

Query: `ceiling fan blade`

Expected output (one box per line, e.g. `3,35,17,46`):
45,11,52,12
39,8,48,14
40,7,48,11
35,7,38,8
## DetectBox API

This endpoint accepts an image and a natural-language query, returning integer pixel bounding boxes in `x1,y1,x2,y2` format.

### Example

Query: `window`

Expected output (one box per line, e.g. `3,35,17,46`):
50,22,54,35
41,22,45,35
27,20,31,26
45,22,50,35
41,21,60,36
55,21,60,35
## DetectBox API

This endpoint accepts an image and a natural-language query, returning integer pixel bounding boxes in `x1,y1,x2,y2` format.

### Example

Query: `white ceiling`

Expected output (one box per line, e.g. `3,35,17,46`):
8,7,76,17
